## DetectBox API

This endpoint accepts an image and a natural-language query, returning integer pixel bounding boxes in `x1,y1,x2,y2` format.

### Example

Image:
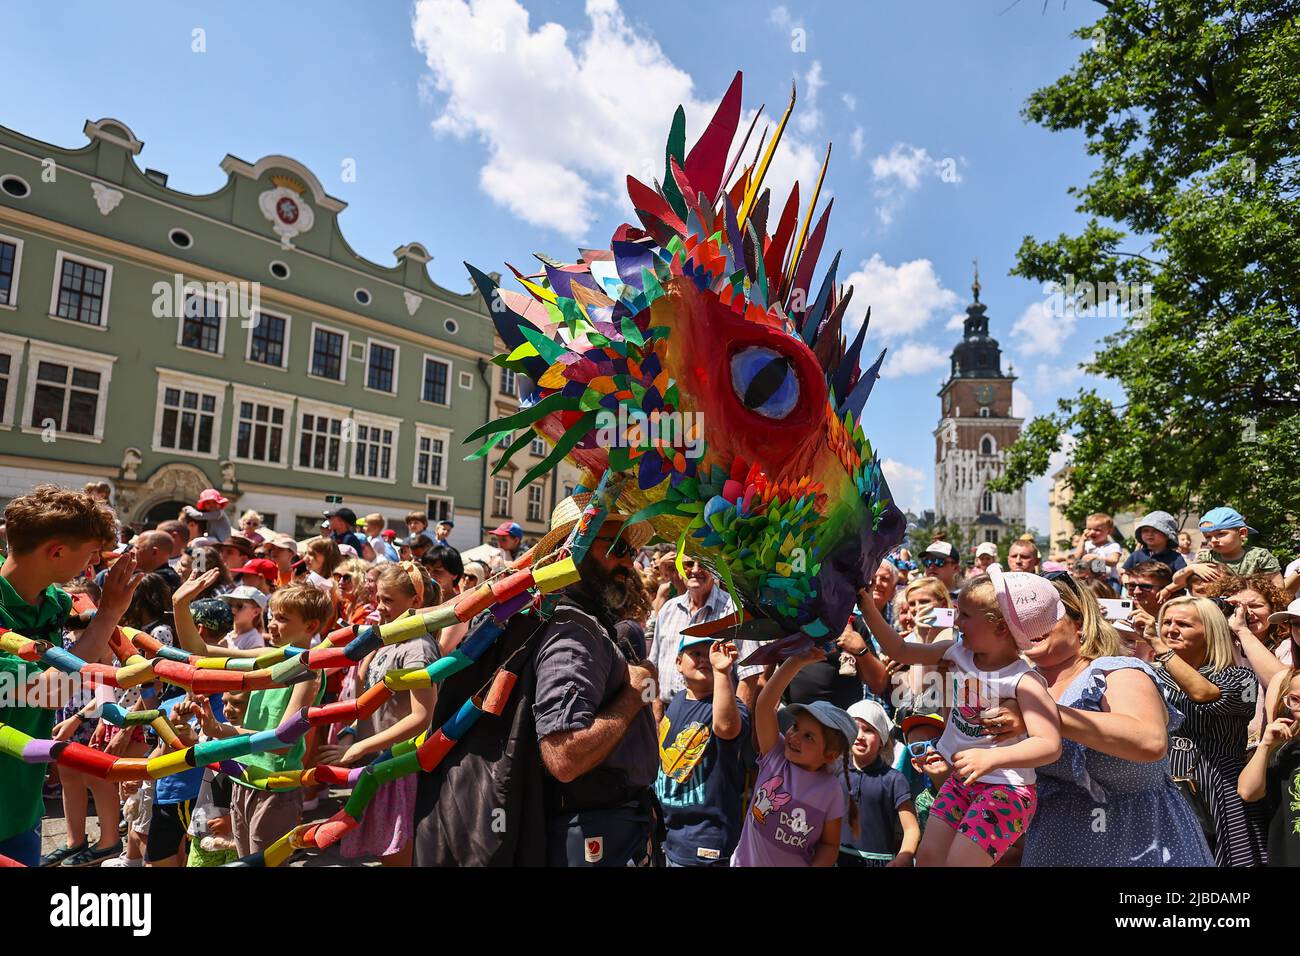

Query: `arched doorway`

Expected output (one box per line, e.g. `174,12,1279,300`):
142,500,190,528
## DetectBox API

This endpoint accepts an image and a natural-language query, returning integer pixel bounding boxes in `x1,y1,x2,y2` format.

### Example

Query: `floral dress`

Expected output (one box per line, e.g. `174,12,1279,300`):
1022,657,1213,867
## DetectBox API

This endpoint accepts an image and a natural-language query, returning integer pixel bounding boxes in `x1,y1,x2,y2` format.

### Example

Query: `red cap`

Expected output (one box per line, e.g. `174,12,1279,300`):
381,528,397,539
196,489,229,510
230,558,278,584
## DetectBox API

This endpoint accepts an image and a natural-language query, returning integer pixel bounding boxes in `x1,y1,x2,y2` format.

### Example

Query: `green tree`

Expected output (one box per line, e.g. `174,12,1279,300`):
988,0,1300,559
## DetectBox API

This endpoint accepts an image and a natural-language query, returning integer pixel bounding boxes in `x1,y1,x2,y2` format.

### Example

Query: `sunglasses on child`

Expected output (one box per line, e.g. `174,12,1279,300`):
906,740,937,758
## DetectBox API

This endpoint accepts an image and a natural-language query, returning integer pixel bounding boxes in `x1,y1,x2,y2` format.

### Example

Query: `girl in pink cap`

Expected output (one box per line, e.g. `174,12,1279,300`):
861,567,1062,866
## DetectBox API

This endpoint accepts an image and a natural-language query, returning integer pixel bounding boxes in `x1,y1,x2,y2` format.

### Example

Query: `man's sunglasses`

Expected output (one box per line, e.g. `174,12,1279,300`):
921,557,950,568
594,537,636,559
1129,581,1158,592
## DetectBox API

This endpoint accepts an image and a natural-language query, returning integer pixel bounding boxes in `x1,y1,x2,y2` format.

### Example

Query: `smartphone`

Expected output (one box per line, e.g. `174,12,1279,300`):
1097,598,1134,621
927,607,956,628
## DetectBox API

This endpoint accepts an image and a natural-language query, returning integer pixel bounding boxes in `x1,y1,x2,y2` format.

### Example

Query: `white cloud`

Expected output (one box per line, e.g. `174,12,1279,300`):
882,342,949,379
1032,358,1089,393
882,458,926,514
1012,299,1077,356
869,143,961,227
849,126,865,159
945,312,966,331
841,254,962,343
841,92,857,112
796,60,825,134
768,5,795,29
411,0,820,239
1012,387,1033,419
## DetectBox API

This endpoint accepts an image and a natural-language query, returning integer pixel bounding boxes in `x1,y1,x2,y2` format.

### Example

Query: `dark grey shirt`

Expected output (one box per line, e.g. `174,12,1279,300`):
532,605,658,789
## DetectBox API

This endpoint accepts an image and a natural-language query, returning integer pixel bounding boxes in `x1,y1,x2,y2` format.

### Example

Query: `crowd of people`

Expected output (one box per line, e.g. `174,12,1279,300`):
1,484,1297,868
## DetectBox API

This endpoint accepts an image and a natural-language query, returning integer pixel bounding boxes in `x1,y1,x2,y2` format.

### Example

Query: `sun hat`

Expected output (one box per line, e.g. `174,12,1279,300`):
975,542,998,558
1198,507,1256,534
190,597,234,632
988,565,1065,650
323,506,358,526
529,492,653,563
264,533,298,552
785,699,859,750
923,541,955,559
217,585,269,611
1134,510,1179,544
220,535,256,560
1267,598,1300,627
196,489,229,511
847,699,901,766
899,711,945,737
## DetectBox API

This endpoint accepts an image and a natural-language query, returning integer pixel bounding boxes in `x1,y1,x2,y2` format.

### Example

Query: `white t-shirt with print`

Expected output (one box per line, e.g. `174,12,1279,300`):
935,640,1046,787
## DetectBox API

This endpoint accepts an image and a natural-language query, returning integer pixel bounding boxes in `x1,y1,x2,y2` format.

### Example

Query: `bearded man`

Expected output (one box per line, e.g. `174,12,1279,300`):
412,494,660,867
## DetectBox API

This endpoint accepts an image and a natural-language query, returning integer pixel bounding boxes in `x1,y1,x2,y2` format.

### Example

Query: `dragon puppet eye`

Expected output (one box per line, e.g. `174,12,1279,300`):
730,346,799,419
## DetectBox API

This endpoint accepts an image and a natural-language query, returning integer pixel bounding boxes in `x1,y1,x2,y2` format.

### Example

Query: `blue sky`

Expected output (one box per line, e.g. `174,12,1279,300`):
4,0,1127,531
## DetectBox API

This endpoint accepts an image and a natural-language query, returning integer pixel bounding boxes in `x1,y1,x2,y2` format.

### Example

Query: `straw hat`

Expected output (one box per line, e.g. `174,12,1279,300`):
529,492,653,563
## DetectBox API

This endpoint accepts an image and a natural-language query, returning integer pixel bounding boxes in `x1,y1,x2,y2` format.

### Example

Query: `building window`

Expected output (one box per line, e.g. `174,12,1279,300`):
979,435,996,456
0,237,22,306
981,490,994,513
978,407,990,418
367,341,397,393
530,437,546,457
527,485,543,522
422,355,451,405
179,292,224,354
0,352,13,425
492,478,510,518
155,376,221,456
248,312,289,368
352,421,395,481
414,427,448,488
563,484,576,499
51,254,110,327
298,409,346,474
232,393,290,466
426,496,453,523
500,368,516,397
985,529,999,544
310,326,346,381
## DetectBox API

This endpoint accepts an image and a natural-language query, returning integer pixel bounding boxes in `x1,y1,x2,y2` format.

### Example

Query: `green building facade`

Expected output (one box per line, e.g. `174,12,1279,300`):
0,118,495,546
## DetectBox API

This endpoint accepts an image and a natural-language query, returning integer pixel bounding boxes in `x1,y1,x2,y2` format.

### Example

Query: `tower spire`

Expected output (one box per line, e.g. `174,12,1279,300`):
972,258,981,303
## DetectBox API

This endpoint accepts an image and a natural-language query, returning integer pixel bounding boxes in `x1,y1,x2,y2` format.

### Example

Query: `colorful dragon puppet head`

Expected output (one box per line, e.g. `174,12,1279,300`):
466,71,905,658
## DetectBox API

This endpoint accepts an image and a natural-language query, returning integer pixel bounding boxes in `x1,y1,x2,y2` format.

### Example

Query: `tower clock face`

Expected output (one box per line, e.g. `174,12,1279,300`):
975,384,993,405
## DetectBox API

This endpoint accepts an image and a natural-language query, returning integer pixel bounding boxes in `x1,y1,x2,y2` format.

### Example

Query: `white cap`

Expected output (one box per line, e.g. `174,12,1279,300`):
1267,598,1300,627
975,542,999,558
923,540,954,559
217,585,269,610
846,700,901,767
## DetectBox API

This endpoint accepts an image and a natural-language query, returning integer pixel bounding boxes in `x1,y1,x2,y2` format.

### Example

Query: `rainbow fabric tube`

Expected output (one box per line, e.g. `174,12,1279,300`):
443,697,481,741
376,612,435,647
491,590,532,622
38,646,86,675
248,729,286,752
415,730,454,772
152,646,193,663
193,736,256,765
151,716,181,749
254,648,288,669
533,556,580,593
305,699,360,725
224,658,260,672
343,626,382,661
194,657,230,670
269,655,310,685
21,739,60,765
115,659,156,689
0,723,34,759
107,757,152,782
353,682,392,721
0,632,43,661
275,710,311,743
343,769,380,819
368,748,421,784
453,583,495,623
262,830,299,869
383,666,431,692
146,748,194,779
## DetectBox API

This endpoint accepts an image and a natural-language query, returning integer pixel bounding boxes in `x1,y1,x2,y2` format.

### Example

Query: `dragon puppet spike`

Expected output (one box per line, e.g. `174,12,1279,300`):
463,68,904,668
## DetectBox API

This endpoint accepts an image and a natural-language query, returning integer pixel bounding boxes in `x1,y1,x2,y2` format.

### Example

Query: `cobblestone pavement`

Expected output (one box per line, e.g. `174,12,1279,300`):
38,783,374,868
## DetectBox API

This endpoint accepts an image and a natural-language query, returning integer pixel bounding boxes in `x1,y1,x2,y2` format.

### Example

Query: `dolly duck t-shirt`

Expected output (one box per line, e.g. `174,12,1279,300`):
731,747,847,867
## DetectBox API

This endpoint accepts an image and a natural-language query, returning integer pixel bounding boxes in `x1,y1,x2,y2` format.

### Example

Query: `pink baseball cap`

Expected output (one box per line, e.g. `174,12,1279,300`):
988,565,1065,650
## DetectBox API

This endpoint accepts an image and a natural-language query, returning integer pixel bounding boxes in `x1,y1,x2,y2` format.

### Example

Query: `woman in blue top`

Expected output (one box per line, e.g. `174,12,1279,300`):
988,574,1213,866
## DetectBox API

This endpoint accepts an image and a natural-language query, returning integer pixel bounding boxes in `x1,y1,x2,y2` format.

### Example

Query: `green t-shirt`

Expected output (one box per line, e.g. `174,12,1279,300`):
0,575,73,842
1202,546,1282,577
231,675,324,789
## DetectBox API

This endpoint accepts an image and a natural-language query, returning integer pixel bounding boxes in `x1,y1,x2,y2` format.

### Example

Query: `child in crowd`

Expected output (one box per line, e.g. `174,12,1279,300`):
303,536,342,608
1122,511,1187,576
318,562,439,866
0,485,136,867
732,647,855,867
1075,512,1123,593
405,511,434,546
861,568,1063,867
121,572,176,647
217,585,267,650
1237,667,1300,866
144,694,215,867
195,584,332,859
1177,507,1284,590
900,711,949,831
186,690,246,868
654,636,750,867
364,514,398,563
839,700,919,867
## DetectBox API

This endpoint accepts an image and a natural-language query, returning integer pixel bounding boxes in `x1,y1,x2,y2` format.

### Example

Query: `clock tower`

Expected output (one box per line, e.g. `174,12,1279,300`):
933,266,1025,545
